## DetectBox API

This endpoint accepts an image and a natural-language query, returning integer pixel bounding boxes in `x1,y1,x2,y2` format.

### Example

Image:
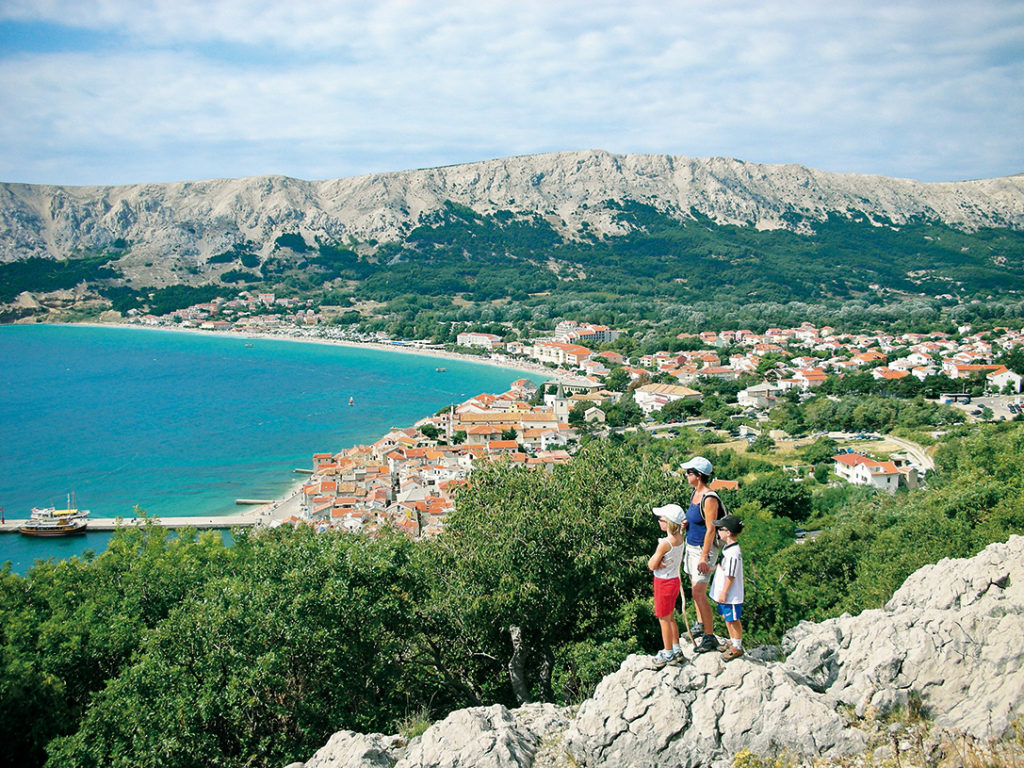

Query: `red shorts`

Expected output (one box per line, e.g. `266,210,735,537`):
653,576,681,618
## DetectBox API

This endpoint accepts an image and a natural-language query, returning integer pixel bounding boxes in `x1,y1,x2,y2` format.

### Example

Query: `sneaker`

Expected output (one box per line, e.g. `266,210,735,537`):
694,634,718,654
689,622,704,639
652,649,676,668
722,645,744,662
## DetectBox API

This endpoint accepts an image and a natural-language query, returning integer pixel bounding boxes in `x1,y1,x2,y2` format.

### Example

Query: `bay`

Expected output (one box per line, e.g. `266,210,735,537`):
0,324,541,573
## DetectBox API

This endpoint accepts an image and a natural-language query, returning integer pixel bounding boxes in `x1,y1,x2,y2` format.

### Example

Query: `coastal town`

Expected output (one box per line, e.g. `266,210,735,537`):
116,290,1024,539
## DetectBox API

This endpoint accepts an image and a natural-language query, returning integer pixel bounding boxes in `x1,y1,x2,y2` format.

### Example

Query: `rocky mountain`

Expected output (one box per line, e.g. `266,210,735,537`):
2,151,1024,277
287,535,1024,768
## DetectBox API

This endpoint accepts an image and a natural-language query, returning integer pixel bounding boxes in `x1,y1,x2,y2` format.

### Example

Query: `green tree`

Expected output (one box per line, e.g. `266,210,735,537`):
567,401,589,426
657,397,701,422
46,528,424,768
0,521,231,767
735,473,812,522
603,367,631,392
801,436,839,465
423,440,679,705
749,431,776,454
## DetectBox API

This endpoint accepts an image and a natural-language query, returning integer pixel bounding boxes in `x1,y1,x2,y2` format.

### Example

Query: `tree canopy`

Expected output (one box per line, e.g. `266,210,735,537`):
3,426,1024,767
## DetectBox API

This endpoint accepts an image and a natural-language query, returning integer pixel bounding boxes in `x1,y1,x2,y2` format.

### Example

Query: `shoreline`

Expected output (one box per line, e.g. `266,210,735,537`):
66,320,572,382
33,320,573,528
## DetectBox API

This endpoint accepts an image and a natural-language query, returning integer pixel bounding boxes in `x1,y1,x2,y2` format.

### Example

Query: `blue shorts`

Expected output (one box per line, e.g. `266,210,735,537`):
718,603,742,622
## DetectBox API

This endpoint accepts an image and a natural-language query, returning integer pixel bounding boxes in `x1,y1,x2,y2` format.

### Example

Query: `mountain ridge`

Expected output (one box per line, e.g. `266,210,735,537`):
3,150,1024,271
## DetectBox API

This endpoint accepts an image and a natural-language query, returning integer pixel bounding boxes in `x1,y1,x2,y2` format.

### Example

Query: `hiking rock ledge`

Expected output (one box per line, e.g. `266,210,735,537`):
287,535,1024,768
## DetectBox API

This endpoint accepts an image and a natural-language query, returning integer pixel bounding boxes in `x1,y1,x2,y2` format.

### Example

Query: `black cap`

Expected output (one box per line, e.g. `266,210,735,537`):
713,515,744,534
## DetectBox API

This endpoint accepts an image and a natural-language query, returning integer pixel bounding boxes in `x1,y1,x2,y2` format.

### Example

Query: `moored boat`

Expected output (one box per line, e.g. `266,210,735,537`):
19,495,90,537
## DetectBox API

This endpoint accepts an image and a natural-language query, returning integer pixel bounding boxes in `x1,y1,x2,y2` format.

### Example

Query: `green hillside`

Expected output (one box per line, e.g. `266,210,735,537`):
5,198,1024,332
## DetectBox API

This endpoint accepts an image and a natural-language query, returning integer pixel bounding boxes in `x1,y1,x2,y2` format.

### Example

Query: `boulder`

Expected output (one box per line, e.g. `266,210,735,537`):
783,534,1024,739
396,704,569,768
563,652,867,768
291,731,402,768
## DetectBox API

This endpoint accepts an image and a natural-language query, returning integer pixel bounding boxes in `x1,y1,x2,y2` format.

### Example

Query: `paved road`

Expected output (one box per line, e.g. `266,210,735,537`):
883,435,935,471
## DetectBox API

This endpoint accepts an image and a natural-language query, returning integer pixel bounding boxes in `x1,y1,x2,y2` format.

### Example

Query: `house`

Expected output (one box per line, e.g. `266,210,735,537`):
988,366,1022,393
832,452,900,494
632,383,702,416
793,368,828,389
872,367,911,381
946,363,1021,392
555,321,620,344
851,350,887,366
737,381,783,409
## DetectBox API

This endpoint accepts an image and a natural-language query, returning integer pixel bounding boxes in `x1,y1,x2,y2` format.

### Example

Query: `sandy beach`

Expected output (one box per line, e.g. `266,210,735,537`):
73,320,572,382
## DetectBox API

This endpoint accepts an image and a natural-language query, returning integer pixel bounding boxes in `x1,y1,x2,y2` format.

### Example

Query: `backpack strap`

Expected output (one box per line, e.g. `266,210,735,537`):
699,491,723,524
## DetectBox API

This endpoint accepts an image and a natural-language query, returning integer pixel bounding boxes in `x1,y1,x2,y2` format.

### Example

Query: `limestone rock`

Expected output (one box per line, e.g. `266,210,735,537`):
293,730,401,768
2,152,1023,272
396,703,568,768
783,535,1024,739
564,652,866,768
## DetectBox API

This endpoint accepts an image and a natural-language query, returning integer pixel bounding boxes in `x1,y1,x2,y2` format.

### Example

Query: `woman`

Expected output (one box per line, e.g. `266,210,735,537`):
681,456,722,653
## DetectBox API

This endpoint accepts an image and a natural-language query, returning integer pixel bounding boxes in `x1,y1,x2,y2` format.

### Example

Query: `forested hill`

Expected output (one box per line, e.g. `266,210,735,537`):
3,151,1024,317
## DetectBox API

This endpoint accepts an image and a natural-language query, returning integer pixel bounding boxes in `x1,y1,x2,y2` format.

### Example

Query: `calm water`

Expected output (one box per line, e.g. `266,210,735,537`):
0,324,540,573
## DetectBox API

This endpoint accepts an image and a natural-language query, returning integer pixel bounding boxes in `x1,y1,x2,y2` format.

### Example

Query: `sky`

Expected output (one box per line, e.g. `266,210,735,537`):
0,1,1021,187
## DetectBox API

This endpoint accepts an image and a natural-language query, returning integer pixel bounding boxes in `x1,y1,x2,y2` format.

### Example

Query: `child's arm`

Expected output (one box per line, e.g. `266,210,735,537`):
717,574,734,604
648,539,670,571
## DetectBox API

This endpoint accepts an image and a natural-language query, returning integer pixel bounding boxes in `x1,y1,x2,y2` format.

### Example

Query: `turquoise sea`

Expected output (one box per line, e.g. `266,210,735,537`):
0,324,541,574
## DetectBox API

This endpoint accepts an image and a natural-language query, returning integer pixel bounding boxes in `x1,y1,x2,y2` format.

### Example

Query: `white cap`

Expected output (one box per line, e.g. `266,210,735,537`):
652,503,685,524
680,456,713,476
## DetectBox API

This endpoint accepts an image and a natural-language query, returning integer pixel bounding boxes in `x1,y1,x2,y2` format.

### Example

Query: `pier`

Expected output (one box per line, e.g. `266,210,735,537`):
0,514,259,534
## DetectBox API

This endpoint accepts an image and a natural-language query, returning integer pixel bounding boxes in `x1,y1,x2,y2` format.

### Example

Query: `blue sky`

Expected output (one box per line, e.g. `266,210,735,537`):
1,1,1021,186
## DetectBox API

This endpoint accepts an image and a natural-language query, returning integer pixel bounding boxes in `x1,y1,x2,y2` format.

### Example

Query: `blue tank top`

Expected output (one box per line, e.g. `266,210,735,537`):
685,492,719,546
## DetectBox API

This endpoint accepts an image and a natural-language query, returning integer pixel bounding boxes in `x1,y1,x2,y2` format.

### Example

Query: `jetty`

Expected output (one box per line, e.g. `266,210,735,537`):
0,514,259,534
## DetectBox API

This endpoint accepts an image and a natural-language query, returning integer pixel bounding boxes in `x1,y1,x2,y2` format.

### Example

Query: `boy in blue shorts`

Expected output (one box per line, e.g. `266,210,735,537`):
710,514,745,661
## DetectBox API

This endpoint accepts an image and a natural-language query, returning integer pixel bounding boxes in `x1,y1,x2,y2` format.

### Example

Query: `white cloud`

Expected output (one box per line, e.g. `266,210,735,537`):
0,0,1021,184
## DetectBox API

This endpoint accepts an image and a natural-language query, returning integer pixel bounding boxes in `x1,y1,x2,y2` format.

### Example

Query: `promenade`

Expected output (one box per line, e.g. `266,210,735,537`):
0,514,259,534
0,486,307,536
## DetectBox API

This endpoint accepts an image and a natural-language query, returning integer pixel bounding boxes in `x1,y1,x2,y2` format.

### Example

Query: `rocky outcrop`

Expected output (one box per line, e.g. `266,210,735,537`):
783,534,1024,739
2,151,1023,269
288,536,1024,768
564,653,866,767
293,704,570,768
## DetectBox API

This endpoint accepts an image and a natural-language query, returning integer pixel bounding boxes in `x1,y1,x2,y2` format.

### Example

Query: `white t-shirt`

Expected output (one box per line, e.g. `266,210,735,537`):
710,542,743,604
654,538,684,580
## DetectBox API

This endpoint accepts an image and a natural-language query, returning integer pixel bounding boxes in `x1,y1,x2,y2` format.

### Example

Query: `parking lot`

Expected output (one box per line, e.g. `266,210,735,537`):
945,394,1023,421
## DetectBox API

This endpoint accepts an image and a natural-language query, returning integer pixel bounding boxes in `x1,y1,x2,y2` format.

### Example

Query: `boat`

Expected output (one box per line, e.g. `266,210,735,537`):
436,367,447,372
19,494,90,537
348,396,355,406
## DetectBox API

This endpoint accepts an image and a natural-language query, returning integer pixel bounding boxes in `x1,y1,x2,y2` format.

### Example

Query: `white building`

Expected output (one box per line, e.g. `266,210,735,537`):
457,332,502,349
737,381,783,410
632,383,702,416
832,452,900,494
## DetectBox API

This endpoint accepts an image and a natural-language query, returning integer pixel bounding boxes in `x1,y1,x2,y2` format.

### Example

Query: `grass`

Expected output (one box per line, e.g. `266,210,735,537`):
397,705,433,741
